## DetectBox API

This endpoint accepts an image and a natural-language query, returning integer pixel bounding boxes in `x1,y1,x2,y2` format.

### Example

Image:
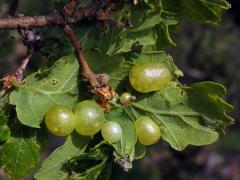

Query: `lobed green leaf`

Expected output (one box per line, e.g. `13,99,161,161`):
130,82,233,150
10,55,79,128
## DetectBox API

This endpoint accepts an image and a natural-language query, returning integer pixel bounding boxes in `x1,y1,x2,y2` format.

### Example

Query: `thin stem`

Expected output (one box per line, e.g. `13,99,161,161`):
62,24,99,88
14,53,32,81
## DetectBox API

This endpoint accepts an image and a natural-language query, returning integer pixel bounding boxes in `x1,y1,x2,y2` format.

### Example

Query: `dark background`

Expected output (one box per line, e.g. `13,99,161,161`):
0,0,239,179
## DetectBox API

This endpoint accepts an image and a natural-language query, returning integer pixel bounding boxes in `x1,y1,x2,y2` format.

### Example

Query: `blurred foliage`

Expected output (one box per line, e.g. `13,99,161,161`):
168,17,240,123
0,0,239,179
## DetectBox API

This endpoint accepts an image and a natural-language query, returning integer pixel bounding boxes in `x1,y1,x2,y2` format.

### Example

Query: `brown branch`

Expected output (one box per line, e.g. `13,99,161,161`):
63,24,99,88
2,0,111,88
0,0,101,29
0,0,113,29
0,14,64,29
62,0,98,87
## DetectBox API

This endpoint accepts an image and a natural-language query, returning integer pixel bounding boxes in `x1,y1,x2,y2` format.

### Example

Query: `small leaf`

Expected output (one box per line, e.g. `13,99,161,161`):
34,132,89,180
